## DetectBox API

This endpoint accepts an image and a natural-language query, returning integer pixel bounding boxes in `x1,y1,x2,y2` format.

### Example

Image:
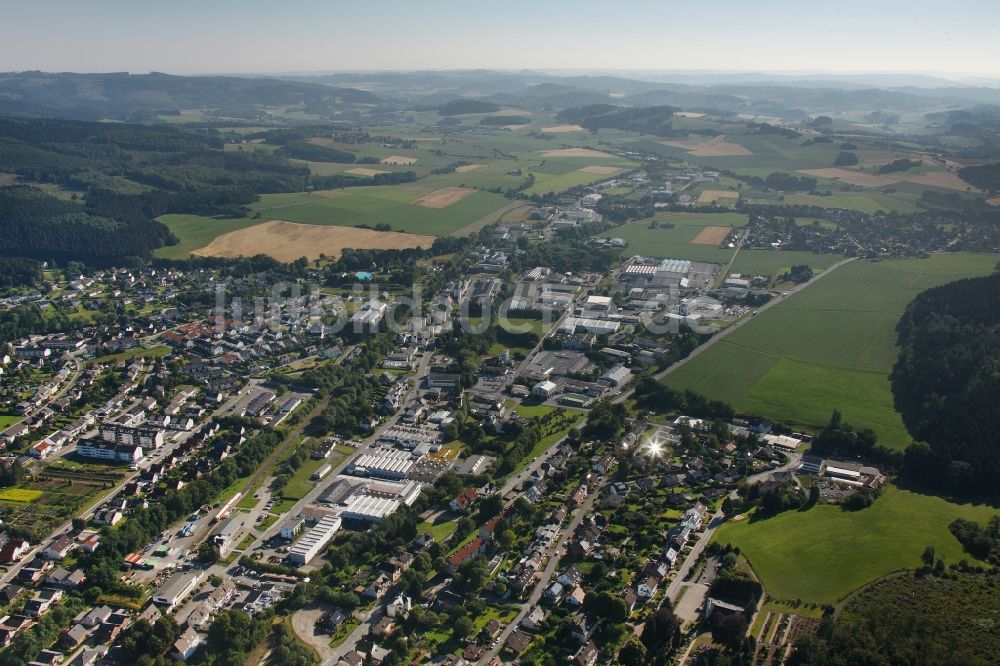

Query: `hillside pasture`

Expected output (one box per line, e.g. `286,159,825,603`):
713,485,999,604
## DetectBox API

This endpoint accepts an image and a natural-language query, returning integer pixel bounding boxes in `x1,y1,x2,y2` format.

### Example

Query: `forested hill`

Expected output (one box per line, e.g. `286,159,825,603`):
0,71,381,121
0,117,319,265
894,271,1000,496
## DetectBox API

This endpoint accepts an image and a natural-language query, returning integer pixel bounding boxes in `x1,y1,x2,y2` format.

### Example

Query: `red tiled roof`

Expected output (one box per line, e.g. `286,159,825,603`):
447,537,483,566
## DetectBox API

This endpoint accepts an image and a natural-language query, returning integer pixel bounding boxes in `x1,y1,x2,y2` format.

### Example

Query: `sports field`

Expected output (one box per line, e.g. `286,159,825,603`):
665,253,1000,447
713,485,999,604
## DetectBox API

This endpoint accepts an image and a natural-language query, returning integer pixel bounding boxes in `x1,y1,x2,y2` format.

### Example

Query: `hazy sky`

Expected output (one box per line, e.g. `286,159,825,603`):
2,0,999,76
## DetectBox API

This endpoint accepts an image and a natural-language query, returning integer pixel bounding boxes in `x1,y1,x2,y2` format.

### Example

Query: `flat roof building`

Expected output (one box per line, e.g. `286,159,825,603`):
287,515,341,565
153,572,202,609
340,495,402,524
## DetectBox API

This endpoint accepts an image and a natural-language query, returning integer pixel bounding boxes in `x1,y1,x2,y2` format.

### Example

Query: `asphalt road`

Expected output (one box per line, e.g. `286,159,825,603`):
477,485,602,665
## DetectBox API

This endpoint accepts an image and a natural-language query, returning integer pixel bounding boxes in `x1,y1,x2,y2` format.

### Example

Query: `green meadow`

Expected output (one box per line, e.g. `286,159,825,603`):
665,253,1000,447
155,214,263,259
713,485,999,604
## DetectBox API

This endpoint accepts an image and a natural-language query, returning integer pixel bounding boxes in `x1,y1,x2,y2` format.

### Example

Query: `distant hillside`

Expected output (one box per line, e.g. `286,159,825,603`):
556,104,681,136
436,99,501,115
0,71,382,121
0,116,320,264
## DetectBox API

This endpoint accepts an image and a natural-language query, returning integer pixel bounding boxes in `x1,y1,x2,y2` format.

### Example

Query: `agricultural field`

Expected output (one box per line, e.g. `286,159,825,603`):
665,253,1000,447
713,485,999,604
194,220,436,262
155,214,264,259
598,213,842,279
248,184,510,237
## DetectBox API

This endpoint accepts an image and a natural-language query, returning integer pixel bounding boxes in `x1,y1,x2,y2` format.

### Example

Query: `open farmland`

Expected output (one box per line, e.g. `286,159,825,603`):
798,168,902,188
155,214,265,259
697,189,740,204
665,253,1000,447
713,485,999,604
248,185,511,237
541,147,615,158
691,226,733,245
194,220,435,261
412,186,476,208
661,135,753,157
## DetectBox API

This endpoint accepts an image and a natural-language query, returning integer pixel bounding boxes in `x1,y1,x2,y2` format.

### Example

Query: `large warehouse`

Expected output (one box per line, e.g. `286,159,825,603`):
347,447,414,480
287,515,342,565
339,495,402,524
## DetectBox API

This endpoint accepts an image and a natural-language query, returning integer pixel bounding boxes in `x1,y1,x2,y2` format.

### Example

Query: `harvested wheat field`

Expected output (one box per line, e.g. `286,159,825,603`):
697,189,740,204
381,155,418,165
901,171,977,191
580,165,622,175
987,198,1000,207
504,125,529,130
345,167,389,177
674,111,706,118
661,136,752,157
455,164,485,173
542,124,584,133
542,148,613,158
798,168,901,188
195,220,435,262
691,226,733,246
412,186,476,208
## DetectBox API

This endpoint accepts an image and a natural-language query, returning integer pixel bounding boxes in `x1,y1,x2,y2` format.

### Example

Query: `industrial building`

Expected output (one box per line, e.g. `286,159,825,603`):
340,494,402,524
347,447,414,480
212,514,246,557
245,391,275,418
153,572,202,609
556,316,620,337
287,515,341,565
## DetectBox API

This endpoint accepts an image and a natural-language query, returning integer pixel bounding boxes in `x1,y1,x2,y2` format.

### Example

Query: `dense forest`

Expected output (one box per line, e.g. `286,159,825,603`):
893,272,1000,496
957,161,1000,192
0,257,43,288
789,573,1000,666
435,99,502,115
556,104,681,136
0,117,419,265
0,186,174,264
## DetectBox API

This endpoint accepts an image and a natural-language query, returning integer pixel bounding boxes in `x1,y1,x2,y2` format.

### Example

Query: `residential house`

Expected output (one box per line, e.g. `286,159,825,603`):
172,627,202,661
573,641,599,666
